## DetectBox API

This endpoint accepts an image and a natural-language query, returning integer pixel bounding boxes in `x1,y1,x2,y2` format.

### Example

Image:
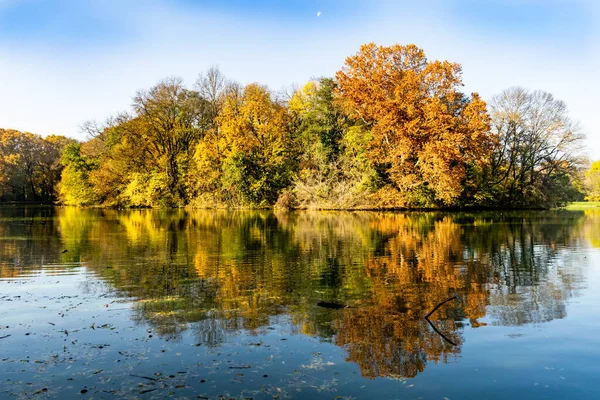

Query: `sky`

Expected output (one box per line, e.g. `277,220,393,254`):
1,0,599,160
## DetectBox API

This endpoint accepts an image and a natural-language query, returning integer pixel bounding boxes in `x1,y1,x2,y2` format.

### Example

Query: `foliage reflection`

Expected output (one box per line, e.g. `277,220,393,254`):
0,208,591,379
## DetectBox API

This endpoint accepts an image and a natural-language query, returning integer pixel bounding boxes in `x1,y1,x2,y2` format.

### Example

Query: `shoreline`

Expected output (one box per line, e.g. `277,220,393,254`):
0,202,575,212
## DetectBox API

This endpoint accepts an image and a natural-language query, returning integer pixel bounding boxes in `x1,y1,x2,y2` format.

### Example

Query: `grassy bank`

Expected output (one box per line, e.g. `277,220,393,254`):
565,202,600,210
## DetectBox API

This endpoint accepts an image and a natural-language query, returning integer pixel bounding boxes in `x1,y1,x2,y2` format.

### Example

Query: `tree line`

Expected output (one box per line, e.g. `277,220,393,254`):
0,129,74,202
1,43,596,208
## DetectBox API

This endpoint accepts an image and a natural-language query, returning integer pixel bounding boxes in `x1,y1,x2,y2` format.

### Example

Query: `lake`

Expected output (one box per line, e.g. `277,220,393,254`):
1,207,599,399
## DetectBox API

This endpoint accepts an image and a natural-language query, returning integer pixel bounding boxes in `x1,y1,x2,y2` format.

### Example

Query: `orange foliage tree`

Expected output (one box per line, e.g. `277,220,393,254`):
336,43,493,206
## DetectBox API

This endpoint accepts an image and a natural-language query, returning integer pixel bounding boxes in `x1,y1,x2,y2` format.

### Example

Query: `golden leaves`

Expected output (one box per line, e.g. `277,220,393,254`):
336,43,492,206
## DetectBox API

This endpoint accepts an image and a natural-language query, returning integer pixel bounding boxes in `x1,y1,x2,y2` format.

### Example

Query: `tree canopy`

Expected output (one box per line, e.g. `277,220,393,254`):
486,87,586,207
0,129,73,202
336,43,493,206
1,42,589,209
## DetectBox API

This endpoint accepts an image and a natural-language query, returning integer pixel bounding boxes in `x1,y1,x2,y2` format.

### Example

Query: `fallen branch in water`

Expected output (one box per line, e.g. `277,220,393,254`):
139,387,160,394
130,374,158,381
425,317,457,346
0,335,10,340
424,295,459,346
425,295,457,319
317,301,348,309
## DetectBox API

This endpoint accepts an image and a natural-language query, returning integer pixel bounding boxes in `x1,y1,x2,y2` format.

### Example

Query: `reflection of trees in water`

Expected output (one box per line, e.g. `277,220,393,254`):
485,256,583,326
332,214,480,379
328,212,588,378
0,207,592,379
583,210,600,248
469,213,586,326
335,308,460,379
0,207,63,278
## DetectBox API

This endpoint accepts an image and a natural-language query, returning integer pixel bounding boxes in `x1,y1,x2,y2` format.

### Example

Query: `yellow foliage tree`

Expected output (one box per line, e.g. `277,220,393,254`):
215,83,294,206
1,128,72,202
585,161,600,201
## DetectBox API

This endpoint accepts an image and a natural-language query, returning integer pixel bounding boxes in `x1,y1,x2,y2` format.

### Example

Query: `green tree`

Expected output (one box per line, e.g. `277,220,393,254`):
289,78,375,208
57,142,99,205
289,78,345,162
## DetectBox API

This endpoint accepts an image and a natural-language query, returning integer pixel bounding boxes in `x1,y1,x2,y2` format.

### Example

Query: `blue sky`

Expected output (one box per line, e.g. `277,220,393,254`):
1,0,598,159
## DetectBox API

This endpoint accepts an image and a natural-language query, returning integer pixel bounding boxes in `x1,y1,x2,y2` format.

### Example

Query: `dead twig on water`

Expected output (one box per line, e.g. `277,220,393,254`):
425,317,457,346
130,374,158,381
228,365,251,369
424,295,458,346
139,387,160,394
425,295,457,319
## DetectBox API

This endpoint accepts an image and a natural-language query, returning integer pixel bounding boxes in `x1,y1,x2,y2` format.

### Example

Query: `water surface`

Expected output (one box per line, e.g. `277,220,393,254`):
1,207,599,399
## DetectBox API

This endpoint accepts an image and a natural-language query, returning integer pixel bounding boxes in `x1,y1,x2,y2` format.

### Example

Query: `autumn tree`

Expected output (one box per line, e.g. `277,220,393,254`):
215,83,295,206
192,68,238,205
88,115,169,207
133,77,212,205
584,161,600,201
0,128,72,202
59,117,139,207
0,129,29,200
59,76,215,207
487,87,585,207
336,43,492,207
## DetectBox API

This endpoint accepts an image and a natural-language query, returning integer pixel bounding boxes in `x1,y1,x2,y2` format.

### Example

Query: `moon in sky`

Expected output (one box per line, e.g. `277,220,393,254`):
317,11,322,17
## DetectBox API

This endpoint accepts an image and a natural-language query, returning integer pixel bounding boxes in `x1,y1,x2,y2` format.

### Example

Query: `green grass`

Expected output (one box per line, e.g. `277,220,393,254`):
565,201,600,210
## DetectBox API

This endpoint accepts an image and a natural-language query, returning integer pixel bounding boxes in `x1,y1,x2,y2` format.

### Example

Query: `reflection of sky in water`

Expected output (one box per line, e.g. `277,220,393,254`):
0,208,599,399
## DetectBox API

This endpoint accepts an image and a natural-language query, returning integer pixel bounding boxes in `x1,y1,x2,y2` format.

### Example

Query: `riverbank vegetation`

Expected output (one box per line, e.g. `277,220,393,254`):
1,43,593,209
0,129,74,203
